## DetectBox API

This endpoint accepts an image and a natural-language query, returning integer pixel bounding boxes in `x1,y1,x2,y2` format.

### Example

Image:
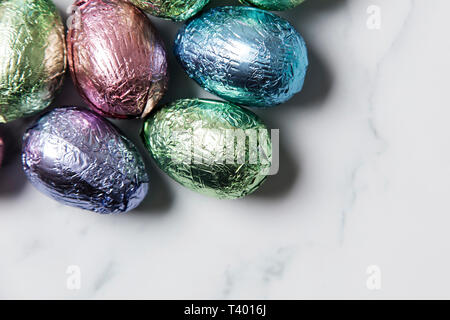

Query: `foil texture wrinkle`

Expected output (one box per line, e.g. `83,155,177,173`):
0,136,3,167
240,0,305,11
0,0,66,123
174,6,308,108
129,0,210,21
67,0,168,119
142,99,272,199
22,107,149,213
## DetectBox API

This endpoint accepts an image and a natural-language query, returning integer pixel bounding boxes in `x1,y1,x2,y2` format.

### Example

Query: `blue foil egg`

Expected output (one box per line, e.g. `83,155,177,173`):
174,6,308,108
22,107,149,214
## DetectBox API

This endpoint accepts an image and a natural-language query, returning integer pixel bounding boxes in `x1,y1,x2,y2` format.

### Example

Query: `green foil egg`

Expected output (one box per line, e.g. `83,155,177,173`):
128,0,210,21
142,99,272,199
0,0,66,123
240,0,305,11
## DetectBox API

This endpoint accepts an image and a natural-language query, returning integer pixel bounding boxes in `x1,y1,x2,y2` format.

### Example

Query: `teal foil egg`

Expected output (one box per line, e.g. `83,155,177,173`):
142,99,272,199
128,0,210,21
0,0,66,123
240,0,305,11
174,6,308,108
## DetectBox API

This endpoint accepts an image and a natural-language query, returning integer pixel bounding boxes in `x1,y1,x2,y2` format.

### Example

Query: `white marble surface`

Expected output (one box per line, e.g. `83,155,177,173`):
0,0,448,299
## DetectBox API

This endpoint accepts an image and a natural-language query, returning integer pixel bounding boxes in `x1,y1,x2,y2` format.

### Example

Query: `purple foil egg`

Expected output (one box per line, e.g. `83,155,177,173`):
67,0,168,119
0,136,3,167
22,107,149,214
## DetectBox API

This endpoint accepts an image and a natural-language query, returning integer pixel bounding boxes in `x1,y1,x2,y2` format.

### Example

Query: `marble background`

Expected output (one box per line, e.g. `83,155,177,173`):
0,0,447,299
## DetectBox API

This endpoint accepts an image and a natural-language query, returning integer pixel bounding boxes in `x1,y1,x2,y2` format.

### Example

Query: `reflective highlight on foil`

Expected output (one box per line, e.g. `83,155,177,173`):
142,99,272,199
67,0,168,119
240,0,305,11
0,0,66,123
174,6,308,108
23,107,149,214
0,136,3,167
129,0,210,21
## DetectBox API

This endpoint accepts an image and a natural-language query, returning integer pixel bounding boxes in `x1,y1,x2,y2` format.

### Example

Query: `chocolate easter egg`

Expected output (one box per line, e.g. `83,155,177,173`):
174,6,308,108
23,107,149,213
241,0,305,11
142,99,272,199
67,0,168,119
0,136,3,167
0,0,66,123
129,0,210,21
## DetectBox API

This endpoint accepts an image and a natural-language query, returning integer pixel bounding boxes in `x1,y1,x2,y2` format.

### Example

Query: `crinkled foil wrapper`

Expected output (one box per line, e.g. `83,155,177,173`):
23,107,149,213
129,0,210,21
0,136,3,167
0,0,66,123
67,0,168,119
142,99,272,199
240,0,305,11
174,6,308,108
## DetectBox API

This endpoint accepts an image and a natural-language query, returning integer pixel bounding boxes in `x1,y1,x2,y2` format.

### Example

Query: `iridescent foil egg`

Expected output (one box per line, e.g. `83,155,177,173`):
129,0,210,21
142,99,272,199
240,0,305,11
174,6,308,108
23,107,149,214
0,136,3,167
67,0,168,119
0,0,66,123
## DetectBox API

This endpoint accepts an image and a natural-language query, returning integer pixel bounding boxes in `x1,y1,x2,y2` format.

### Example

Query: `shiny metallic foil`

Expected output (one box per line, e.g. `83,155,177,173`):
240,0,305,11
129,0,210,21
67,0,168,119
0,136,3,167
174,6,308,108
0,0,66,123
23,107,149,214
142,99,272,199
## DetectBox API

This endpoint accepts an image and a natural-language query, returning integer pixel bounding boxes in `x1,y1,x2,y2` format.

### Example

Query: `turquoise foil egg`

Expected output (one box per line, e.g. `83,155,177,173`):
240,0,305,11
174,6,308,108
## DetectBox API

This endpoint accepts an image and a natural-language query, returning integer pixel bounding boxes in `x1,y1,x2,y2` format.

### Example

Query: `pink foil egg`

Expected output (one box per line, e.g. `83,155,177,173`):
67,0,168,119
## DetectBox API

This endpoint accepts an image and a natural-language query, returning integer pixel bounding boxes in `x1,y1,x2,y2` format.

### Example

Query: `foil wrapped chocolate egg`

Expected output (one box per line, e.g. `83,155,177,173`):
129,0,210,21
0,136,3,167
67,0,168,119
0,0,66,123
142,99,272,199
23,107,149,214
240,0,305,11
174,6,308,108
